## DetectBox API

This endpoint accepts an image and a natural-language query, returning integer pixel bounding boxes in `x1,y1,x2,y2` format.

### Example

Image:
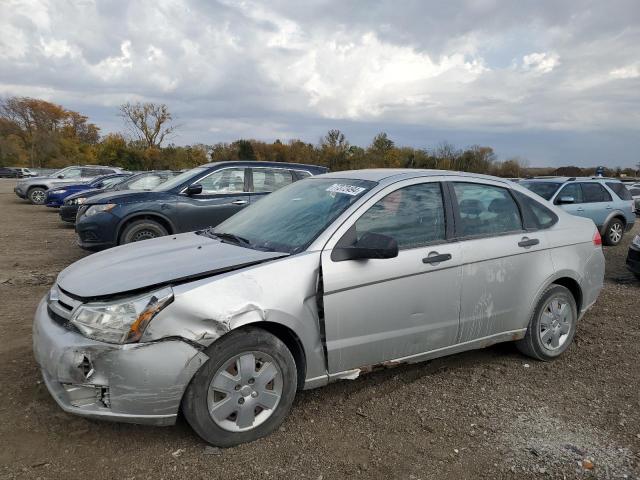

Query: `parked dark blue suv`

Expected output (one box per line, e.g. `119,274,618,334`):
75,161,328,250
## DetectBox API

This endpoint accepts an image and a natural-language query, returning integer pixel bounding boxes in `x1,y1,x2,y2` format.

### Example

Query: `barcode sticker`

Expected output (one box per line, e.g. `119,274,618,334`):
326,184,366,196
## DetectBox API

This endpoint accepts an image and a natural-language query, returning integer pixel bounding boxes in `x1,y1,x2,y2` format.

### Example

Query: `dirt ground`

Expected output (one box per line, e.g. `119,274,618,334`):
0,178,639,480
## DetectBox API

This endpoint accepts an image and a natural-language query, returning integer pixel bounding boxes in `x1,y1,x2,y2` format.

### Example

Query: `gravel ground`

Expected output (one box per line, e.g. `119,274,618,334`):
0,178,638,480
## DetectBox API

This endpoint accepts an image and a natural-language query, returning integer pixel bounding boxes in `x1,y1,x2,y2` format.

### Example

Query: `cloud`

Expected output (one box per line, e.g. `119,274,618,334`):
0,0,639,166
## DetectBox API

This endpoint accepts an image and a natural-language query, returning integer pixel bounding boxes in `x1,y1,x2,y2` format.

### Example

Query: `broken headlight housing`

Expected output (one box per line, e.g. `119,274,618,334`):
71,287,173,344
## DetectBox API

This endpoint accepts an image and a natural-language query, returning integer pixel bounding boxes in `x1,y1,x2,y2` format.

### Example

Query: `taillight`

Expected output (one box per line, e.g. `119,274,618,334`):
593,230,602,246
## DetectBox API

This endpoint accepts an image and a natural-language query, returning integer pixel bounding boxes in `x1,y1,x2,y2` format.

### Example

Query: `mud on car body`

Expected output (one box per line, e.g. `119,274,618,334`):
34,169,605,446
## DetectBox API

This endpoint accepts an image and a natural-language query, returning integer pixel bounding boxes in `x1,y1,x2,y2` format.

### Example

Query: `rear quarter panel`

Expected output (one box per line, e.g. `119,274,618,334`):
544,215,605,315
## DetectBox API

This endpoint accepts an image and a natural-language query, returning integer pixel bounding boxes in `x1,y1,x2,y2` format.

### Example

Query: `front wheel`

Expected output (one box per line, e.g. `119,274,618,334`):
182,328,298,447
516,284,578,361
119,219,168,244
603,218,624,246
28,187,47,205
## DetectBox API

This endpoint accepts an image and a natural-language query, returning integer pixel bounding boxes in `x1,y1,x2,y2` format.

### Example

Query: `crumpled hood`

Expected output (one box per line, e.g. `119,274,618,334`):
85,190,174,205
57,232,287,298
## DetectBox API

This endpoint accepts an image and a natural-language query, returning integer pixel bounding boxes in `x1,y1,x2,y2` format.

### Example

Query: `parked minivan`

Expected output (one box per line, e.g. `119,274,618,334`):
74,161,328,250
34,169,604,446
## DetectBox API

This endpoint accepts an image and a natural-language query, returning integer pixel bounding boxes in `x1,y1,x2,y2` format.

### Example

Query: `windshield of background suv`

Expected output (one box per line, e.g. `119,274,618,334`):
519,181,561,201
153,168,206,192
210,178,376,254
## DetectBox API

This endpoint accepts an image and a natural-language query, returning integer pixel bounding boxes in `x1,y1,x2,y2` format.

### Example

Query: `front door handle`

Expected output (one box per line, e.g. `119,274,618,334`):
231,200,249,205
576,207,584,211
518,237,540,248
422,252,452,265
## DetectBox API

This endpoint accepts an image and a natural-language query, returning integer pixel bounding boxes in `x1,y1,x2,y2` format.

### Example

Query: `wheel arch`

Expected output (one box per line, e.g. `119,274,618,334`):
232,322,307,391
26,184,48,192
600,211,626,233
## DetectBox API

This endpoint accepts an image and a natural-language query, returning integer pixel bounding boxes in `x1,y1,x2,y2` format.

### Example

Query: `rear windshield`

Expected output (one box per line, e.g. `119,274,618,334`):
606,182,632,200
519,181,561,201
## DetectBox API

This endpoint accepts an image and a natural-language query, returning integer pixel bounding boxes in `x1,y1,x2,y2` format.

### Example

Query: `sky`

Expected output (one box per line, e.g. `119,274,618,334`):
1,0,639,167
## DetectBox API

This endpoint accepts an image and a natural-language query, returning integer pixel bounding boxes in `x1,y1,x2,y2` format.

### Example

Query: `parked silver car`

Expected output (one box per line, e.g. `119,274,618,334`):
33,170,605,446
14,165,123,204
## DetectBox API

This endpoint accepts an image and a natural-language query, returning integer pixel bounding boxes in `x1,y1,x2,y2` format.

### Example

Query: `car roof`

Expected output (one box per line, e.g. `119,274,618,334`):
200,160,327,171
522,176,622,184
315,169,515,186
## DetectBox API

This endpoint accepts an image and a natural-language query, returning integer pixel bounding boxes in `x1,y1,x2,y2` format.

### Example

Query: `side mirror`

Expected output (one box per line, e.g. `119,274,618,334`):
332,231,398,262
94,182,104,189
558,196,575,204
57,174,65,179
186,184,203,195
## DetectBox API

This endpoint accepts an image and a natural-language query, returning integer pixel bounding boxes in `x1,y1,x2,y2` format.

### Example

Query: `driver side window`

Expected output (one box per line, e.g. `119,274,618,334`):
197,168,246,194
555,183,583,204
354,183,446,250
62,168,82,178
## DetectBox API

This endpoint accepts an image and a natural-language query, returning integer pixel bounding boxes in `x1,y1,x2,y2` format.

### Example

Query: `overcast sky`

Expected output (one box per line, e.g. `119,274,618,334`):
1,0,639,167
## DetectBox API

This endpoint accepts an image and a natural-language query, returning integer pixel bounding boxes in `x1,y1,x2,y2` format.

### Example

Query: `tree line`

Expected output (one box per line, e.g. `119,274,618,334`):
0,96,632,177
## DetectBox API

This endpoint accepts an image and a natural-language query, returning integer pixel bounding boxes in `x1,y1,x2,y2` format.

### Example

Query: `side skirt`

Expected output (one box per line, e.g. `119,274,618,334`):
324,328,527,384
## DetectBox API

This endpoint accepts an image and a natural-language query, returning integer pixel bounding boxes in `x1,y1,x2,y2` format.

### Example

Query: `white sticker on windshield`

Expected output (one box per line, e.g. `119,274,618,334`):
326,183,366,196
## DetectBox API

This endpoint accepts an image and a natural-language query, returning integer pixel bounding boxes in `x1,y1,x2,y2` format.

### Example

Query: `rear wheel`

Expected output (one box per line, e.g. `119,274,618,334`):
119,219,168,244
603,218,624,246
28,187,46,205
516,284,577,361
182,328,297,447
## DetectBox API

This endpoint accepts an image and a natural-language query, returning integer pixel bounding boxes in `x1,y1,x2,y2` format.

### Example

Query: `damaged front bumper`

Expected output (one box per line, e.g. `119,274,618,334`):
32,298,208,426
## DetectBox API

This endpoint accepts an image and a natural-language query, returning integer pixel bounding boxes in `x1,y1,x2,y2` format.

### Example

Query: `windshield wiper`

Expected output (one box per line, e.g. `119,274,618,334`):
207,231,252,247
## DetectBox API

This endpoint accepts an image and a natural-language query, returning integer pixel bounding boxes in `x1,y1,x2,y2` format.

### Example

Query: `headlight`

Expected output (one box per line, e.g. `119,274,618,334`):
632,235,640,248
84,203,116,216
67,197,87,205
71,287,173,344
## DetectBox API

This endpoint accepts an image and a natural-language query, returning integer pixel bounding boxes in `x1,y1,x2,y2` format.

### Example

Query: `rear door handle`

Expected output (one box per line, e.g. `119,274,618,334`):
576,207,584,211
422,252,452,265
518,237,540,248
606,205,613,210
231,200,249,205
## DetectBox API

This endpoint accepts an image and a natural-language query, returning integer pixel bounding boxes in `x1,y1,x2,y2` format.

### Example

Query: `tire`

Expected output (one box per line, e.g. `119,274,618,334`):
119,219,168,244
516,284,578,361
603,218,624,246
28,187,47,205
182,327,298,447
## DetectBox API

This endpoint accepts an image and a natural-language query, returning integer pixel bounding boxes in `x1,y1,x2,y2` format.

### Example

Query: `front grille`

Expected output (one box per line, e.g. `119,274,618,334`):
47,306,79,333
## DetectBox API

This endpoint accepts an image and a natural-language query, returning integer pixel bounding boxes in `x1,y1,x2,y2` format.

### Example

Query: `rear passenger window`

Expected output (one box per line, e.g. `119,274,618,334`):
582,183,611,202
453,183,522,237
514,191,558,229
252,168,293,192
355,183,445,249
605,182,632,200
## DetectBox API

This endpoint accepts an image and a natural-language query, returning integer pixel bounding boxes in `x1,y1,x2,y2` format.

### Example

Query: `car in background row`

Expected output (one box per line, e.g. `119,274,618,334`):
519,177,635,246
625,184,640,214
75,161,328,250
0,167,38,178
45,174,133,208
60,171,178,223
14,165,124,205
34,169,605,446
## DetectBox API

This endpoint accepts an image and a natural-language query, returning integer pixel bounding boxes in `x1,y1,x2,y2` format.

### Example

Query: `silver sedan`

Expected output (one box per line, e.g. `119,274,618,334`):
33,169,605,446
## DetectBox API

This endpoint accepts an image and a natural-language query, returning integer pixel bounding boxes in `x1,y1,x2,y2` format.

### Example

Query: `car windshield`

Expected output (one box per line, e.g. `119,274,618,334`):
208,178,376,254
519,181,561,200
153,168,206,192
